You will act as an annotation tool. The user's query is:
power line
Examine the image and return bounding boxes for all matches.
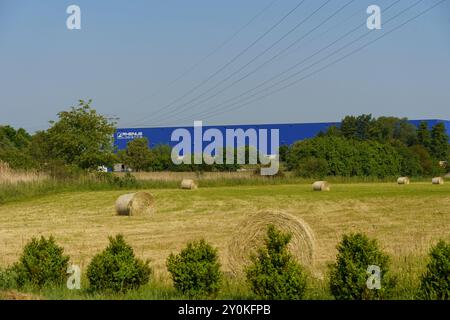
[145,0,334,126]
[154,0,401,126]
[122,0,280,119]
[125,0,307,127]
[183,0,445,124]
[151,0,366,126]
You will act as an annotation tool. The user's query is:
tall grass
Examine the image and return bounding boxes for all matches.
[0,174,178,205]
[0,267,427,300]
[0,166,441,205]
[0,162,47,185]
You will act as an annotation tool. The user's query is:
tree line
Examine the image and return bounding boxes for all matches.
[1,101,448,178]
[285,115,449,178]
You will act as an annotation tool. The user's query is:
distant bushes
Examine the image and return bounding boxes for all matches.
[294,157,328,178]
[96,171,138,188]
[287,136,403,178]
[119,139,242,173]
[246,225,308,300]
[291,114,450,178]
[166,239,222,298]
[87,234,151,293]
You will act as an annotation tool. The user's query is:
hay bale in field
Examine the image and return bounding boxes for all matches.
[115,192,154,216]
[432,177,444,185]
[312,181,330,191]
[227,211,316,276]
[397,177,410,185]
[180,179,198,190]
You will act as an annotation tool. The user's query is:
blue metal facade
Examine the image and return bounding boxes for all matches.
[114,119,450,150]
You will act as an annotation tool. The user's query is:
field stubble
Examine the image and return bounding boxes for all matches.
[0,182,449,288]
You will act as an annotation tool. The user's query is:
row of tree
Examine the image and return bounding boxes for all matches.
[117,137,246,172]
[0,102,448,178]
[285,115,448,178]
[320,114,449,160]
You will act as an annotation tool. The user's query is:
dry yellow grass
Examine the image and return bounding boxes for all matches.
[0,182,449,282]
[0,162,47,185]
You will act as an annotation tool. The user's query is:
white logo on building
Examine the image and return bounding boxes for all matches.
[117,131,144,140]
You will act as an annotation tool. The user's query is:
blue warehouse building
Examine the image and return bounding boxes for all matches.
[114,119,450,151]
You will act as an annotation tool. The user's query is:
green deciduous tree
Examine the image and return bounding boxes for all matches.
[430,122,449,160]
[287,136,402,178]
[417,121,431,150]
[0,126,35,169]
[409,145,433,175]
[119,137,152,172]
[41,100,117,169]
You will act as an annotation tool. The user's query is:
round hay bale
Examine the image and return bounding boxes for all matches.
[432,177,444,185]
[312,181,330,191]
[227,211,316,276]
[397,177,410,185]
[115,192,154,216]
[180,179,198,190]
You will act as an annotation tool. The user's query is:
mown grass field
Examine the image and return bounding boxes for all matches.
[0,180,449,299]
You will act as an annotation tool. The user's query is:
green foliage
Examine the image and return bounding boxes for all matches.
[43,159,85,180]
[87,234,151,293]
[409,144,434,175]
[328,233,393,300]
[0,268,19,290]
[430,122,449,160]
[279,145,290,162]
[390,140,423,177]
[117,142,242,173]
[148,144,173,171]
[287,136,401,178]
[119,137,153,171]
[12,236,70,288]
[338,115,418,146]
[166,239,222,298]
[97,171,138,188]
[419,241,450,300]
[417,121,431,150]
[246,225,308,300]
[0,126,31,149]
[0,126,35,169]
[340,114,376,140]
[294,157,328,178]
[322,115,449,177]
[40,99,116,169]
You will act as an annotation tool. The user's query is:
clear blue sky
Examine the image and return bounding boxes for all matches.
[1,0,449,132]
